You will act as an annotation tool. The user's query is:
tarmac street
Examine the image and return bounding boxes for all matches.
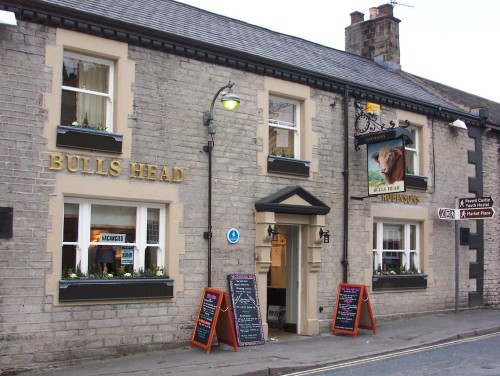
[18,307,500,376]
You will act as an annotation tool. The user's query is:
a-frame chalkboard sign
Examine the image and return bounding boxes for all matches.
[190,287,238,354]
[332,283,376,337]
[227,274,265,346]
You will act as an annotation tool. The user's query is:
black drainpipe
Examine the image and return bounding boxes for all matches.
[342,85,350,283]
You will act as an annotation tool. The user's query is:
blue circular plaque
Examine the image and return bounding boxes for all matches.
[227,228,240,244]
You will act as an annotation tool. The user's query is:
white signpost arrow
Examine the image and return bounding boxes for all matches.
[437,208,456,220]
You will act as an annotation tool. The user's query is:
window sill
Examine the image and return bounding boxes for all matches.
[372,274,428,291]
[405,174,428,190]
[267,155,310,177]
[56,125,123,154]
[59,278,174,302]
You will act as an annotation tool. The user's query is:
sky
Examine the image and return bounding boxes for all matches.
[175,0,500,103]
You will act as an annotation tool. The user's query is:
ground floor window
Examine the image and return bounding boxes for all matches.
[373,221,420,274]
[62,198,165,278]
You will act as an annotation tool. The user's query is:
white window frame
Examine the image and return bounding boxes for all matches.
[404,125,419,175]
[61,51,114,131]
[62,198,165,275]
[269,96,301,159]
[373,221,420,273]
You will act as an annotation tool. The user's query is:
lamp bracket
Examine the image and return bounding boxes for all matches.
[204,81,235,128]
[203,111,212,127]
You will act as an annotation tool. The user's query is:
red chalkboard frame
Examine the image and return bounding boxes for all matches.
[332,283,376,337]
[190,287,238,354]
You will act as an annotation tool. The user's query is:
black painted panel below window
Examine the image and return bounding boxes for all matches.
[267,156,310,177]
[56,125,123,154]
[405,174,428,190]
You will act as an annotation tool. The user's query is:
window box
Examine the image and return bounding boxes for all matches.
[59,278,174,302]
[405,174,428,190]
[56,125,123,154]
[372,274,428,291]
[267,155,310,177]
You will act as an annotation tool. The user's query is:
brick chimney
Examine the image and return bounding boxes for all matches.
[345,3,401,71]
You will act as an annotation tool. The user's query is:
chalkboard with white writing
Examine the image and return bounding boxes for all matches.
[227,274,265,346]
[333,284,361,332]
[332,283,376,337]
[191,287,238,354]
[192,288,220,347]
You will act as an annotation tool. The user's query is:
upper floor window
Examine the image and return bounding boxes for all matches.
[61,52,114,132]
[373,221,420,274]
[269,97,300,159]
[404,126,419,175]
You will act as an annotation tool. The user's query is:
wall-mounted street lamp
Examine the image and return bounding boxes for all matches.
[203,81,240,287]
[319,228,330,244]
[203,81,240,135]
[449,119,467,130]
[267,225,279,241]
[0,10,17,26]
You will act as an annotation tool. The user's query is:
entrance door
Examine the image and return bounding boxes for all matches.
[267,225,300,333]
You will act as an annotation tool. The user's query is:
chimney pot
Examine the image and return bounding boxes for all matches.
[377,4,394,17]
[345,3,401,67]
[350,11,365,25]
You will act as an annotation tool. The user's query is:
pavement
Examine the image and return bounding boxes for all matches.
[19,306,500,376]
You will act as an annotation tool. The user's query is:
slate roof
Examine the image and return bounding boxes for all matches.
[8,0,500,128]
[402,73,500,129]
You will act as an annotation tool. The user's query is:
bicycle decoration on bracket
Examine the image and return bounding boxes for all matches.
[354,100,410,150]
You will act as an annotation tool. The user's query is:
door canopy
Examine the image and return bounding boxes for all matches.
[255,186,330,215]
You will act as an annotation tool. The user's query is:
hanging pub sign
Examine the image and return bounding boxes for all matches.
[367,138,406,195]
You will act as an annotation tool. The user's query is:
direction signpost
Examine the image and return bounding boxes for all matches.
[459,207,495,220]
[459,197,493,209]
[438,197,495,221]
[437,196,496,314]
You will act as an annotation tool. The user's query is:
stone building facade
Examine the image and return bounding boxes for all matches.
[0,1,498,372]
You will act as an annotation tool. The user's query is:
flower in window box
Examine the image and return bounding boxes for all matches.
[62,264,169,281]
[68,113,107,131]
[374,264,423,276]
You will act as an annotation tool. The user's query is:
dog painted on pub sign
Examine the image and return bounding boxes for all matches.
[367,138,406,195]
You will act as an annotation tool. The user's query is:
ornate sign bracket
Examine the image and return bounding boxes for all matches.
[354,101,412,150]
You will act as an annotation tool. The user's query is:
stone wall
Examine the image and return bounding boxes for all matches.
[482,130,499,305]
[0,18,496,373]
